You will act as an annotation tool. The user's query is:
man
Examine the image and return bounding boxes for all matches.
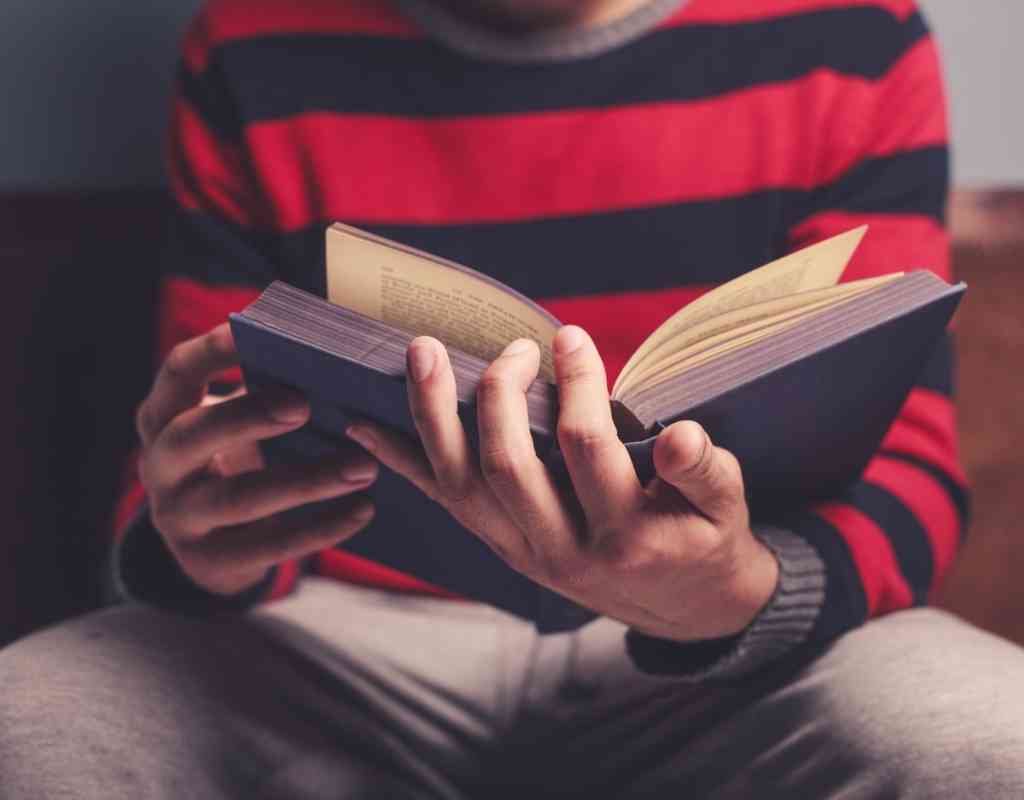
[3,0,1024,797]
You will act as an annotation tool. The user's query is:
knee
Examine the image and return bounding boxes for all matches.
[806,609,1024,796]
[0,607,159,742]
[0,606,230,768]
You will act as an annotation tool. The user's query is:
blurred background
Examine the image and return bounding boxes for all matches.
[2,1,1022,644]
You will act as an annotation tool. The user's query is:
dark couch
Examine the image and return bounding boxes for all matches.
[2,190,1022,647]
[1,191,164,641]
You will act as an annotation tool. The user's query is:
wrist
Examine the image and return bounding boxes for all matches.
[718,530,780,636]
[626,526,825,680]
[631,527,780,643]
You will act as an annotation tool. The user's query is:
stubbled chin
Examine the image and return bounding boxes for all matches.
[450,0,603,32]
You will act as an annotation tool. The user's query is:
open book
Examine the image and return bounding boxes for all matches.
[229,224,964,630]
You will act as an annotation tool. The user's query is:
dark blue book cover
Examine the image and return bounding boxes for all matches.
[229,269,963,632]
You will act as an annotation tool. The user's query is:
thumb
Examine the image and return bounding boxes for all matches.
[653,421,745,524]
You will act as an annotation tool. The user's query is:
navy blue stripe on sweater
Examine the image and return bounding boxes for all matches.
[182,7,929,141]
[165,144,946,299]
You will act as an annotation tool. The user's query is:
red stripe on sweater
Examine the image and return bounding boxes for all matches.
[268,559,302,600]
[789,211,949,283]
[869,38,948,159]
[816,501,914,614]
[182,0,419,72]
[169,100,268,228]
[880,389,965,484]
[865,456,961,592]
[245,76,943,230]
[158,278,262,383]
[315,549,463,598]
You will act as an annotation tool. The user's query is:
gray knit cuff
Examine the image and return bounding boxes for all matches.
[626,526,826,681]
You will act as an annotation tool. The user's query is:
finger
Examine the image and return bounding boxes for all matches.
[144,386,309,490]
[653,420,746,524]
[137,323,238,446]
[347,417,538,569]
[346,422,439,501]
[476,338,575,553]
[553,326,643,528]
[187,494,376,592]
[175,450,378,533]
[406,337,478,505]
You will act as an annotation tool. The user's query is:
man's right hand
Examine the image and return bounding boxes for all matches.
[134,322,378,596]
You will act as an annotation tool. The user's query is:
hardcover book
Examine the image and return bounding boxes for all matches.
[229,224,964,631]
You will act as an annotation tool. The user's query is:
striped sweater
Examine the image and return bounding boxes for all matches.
[115,0,967,675]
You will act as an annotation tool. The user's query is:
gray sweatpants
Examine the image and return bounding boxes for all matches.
[2,577,1024,799]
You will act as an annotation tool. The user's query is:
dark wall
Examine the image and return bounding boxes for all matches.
[2,1,201,190]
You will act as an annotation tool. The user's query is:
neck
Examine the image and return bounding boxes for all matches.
[427,0,649,34]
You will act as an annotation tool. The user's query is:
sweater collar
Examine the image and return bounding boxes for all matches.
[395,0,688,63]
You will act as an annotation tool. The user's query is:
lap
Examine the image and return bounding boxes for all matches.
[0,584,498,800]
[531,608,1024,799]
[3,582,1023,800]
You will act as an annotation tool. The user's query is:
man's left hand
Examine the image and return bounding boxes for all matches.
[345,326,778,642]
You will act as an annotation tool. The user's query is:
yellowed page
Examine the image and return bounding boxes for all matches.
[613,273,897,398]
[623,296,851,396]
[326,224,560,379]
[613,226,868,396]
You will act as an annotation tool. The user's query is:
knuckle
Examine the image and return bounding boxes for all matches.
[476,371,509,404]
[666,425,712,480]
[158,415,192,456]
[558,359,594,388]
[174,507,207,538]
[435,471,476,508]
[716,447,744,490]
[538,550,594,589]
[203,327,228,359]
[159,494,209,538]
[408,400,438,433]
[556,419,615,461]
[479,445,525,483]
[207,479,249,524]
[597,534,662,576]
[138,450,175,496]
[293,478,331,506]
[162,343,190,382]
[321,501,375,539]
[148,497,178,535]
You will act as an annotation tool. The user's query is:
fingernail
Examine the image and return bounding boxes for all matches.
[270,395,309,423]
[339,462,377,484]
[553,325,586,356]
[346,425,377,453]
[502,338,534,357]
[407,339,436,384]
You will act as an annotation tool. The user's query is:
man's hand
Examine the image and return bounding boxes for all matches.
[346,327,778,642]
[135,323,378,596]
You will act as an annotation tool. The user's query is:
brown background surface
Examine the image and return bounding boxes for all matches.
[937,190,1024,643]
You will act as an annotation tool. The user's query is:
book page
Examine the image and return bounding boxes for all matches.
[326,224,561,380]
[621,287,879,397]
[612,226,868,396]
[614,273,897,398]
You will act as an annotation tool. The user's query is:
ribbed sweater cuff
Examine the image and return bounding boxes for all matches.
[625,526,826,681]
[111,503,276,616]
